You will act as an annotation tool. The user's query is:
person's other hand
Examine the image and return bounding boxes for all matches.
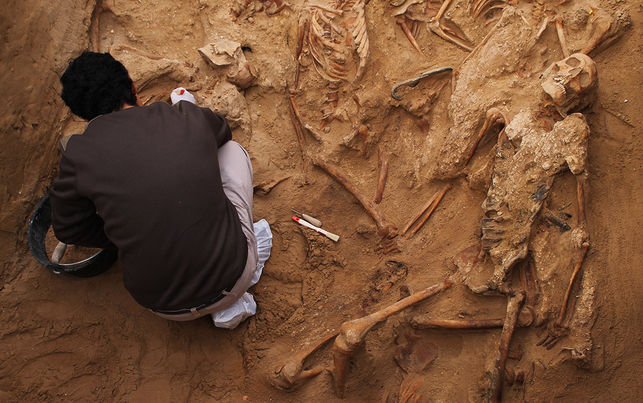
[170,87,197,105]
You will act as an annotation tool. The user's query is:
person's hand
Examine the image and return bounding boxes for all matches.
[170,87,196,105]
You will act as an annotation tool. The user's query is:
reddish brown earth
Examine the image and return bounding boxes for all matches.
[1,0,641,401]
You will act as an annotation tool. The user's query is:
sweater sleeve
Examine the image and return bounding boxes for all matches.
[49,150,113,248]
[174,100,232,148]
[202,108,232,148]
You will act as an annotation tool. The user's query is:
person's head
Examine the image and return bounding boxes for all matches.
[60,51,137,120]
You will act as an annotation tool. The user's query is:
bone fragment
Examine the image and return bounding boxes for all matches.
[270,330,339,391]
[466,108,506,165]
[406,184,451,238]
[287,94,307,161]
[555,17,571,58]
[312,157,398,238]
[396,17,425,56]
[374,147,389,204]
[288,94,322,143]
[254,176,291,195]
[332,280,452,397]
[486,290,525,402]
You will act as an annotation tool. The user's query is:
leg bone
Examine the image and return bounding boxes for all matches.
[270,330,339,391]
[465,108,506,165]
[332,280,452,397]
[374,147,389,205]
[406,184,451,238]
[485,290,526,402]
[312,157,398,238]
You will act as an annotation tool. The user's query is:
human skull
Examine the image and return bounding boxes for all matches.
[541,53,597,114]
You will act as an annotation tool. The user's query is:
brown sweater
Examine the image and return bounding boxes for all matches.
[50,101,248,311]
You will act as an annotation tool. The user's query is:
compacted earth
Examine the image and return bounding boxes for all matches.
[1,0,641,401]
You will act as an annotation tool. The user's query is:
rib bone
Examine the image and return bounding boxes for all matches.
[332,280,452,397]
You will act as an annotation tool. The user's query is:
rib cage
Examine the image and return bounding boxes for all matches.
[305,0,369,84]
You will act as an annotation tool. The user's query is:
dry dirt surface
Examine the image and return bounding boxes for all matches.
[1,0,642,401]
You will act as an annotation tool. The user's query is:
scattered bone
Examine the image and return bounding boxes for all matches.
[376,238,400,255]
[270,330,338,391]
[253,176,291,195]
[198,39,256,89]
[374,147,389,204]
[427,0,473,51]
[342,125,370,156]
[465,108,506,165]
[312,157,398,238]
[555,17,571,58]
[398,375,423,403]
[395,16,425,56]
[411,313,532,330]
[483,290,525,402]
[332,280,452,397]
[288,94,322,143]
[89,0,109,52]
[404,184,451,238]
[109,46,195,93]
[581,9,632,56]
[287,93,308,165]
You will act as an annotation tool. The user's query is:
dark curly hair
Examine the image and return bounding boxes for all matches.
[60,52,137,120]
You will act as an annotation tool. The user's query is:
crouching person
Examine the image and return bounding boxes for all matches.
[50,51,271,328]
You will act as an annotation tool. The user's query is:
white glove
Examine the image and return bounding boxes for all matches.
[170,87,196,105]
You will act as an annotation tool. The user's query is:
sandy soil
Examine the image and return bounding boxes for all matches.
[1,0,641,401]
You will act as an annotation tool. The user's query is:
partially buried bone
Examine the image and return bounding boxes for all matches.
[411,310,533,329]
[312,157,398,238]
[270,330,338,391]
[374,147,389,204]
[199,38,256,89]
[253,176,290,195]
[332,280,452,397]
[540,53,597,117]
[482,290,525,402]
[402,184,451,238]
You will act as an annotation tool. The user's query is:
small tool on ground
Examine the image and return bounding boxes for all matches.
[291,208,322,227]
[292,216,339,242]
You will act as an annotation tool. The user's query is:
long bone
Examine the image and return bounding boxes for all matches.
[411,311,532,330]
[312,157,398,238]
[538,176,590,349]
[374,147,389,204]
[484,290,525,402]
[270,330,339,391]
[332,280,452,397]
[396,16,425,56]
[405,184,451,238]
[465,108,506,165]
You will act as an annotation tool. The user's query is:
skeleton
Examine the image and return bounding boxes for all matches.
[293,0,369,125]
[399,6,627,399]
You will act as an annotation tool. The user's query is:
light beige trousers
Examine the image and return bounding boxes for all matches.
[153,141,258,321]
